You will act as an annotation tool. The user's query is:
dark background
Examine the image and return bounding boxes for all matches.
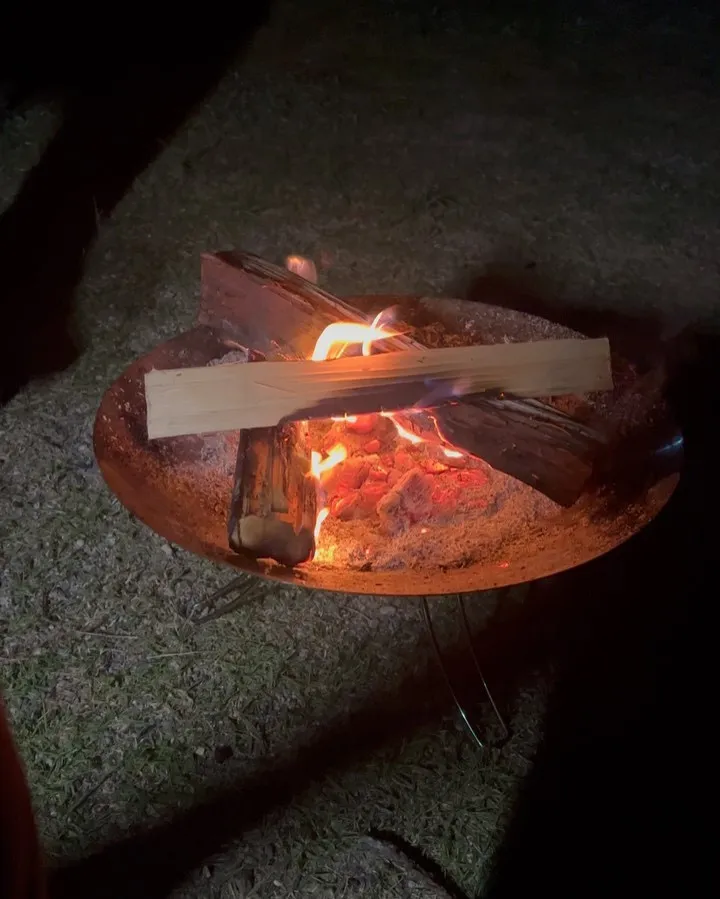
[1,2,717,896]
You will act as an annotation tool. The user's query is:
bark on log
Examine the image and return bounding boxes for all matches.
[392,400,605,506]
[228,421,316,568]
[198,251,611,506]
[213,335,316,567]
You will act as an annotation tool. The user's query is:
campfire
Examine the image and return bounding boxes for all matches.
[94,250,681,594]
[143,253,619,574]
[308,315,486,566]
[304,316,527,570]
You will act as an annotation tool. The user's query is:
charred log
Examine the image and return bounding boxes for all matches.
[392,400,605,507]
[228,423,317,568]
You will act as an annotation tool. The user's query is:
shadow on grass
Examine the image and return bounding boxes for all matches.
[48,275,714,897]
[459,261,676,370]
[469,266,714,897]
[0,10,271,404]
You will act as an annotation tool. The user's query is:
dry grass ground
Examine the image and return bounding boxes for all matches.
[1,2,718,896]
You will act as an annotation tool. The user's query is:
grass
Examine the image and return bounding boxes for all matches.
[1,2,719,896]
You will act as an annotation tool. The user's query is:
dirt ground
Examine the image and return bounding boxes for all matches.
[1,2,718,897]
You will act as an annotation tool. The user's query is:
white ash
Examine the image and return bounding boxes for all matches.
[205,349,249,366]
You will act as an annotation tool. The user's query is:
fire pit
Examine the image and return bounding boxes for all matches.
[94,253,682,597]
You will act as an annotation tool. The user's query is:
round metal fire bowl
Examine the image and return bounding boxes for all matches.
[94,295,682,596]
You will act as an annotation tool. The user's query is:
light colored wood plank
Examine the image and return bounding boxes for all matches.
[145,337,612,439]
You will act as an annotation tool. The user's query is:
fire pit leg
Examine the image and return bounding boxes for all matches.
[422,594,510,749]
[192,575,266,625]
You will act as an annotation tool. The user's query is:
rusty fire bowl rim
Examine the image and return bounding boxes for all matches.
[93,295,682,597]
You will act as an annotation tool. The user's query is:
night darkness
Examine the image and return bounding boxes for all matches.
[1,2,718,897]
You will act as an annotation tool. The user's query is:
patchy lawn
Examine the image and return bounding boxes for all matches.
[1,2,718,896]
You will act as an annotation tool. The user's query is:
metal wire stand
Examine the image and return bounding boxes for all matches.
[422,593,510,749]
[193,576,509,748]
[191,575,265,624]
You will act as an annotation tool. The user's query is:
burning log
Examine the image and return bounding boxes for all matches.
[193,252,614,506]
[390,400,604,507]
[213,345,317,568]
[145,338,611,435]
[228,422,316,567]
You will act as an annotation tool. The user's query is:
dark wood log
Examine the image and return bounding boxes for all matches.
[228,421,317,568]
[213,337,316,567]
[392,400,605,507]
[198,251,611,506]
[200,277,319,567]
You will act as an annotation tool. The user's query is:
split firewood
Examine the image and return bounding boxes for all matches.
[205,344,316,566]
[144,337,612,436]
[227,422,316,568]
[194,252,615,505]
[227,257,320,566]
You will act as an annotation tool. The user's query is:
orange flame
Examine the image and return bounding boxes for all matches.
[314,508,330,545]
[310,443,348,555]
[362,309,395,356]
[381,411,424,446]
[310,443,347,479]
[305,305,467,561]
[309,311,395,558]
[311,321,396,362]
[383,410,466,459]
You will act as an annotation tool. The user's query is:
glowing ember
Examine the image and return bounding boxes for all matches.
[306,307,470,562]
[381,411,424,445]
[331,414,358,424]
